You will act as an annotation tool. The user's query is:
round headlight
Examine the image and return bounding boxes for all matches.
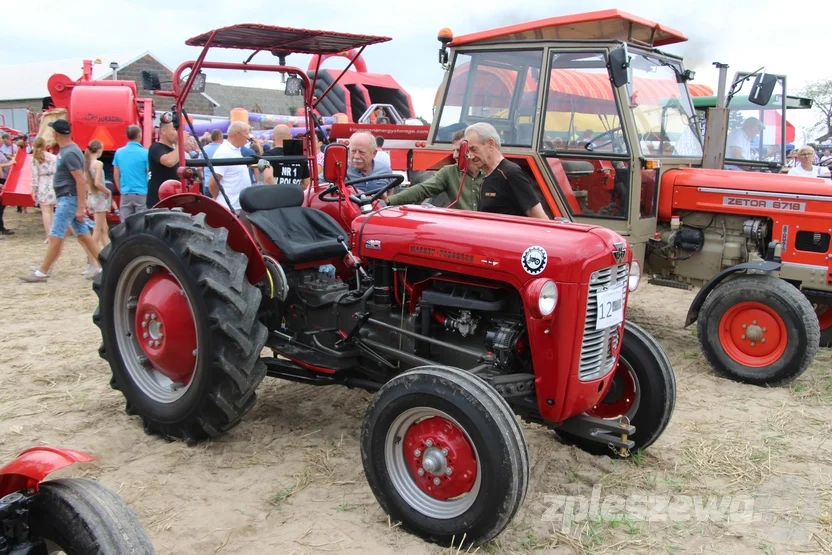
[628,260,641,292]
[539,280,558,316]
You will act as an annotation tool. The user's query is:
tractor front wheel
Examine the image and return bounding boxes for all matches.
[698,275,818,385]
[93,210,268,443]
[360,366,529,549]
[556,321,676,457]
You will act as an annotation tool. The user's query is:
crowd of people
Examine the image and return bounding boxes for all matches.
[8,117,562,284]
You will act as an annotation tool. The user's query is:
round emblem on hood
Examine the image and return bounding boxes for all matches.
[521,246,547,275]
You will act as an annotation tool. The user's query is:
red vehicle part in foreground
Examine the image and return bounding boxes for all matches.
[0,446,95,496]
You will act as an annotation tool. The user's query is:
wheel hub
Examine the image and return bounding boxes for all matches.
[588,360,638,420]
[719,303,786,367]
[403,416,477,501]
[134,272,197,384]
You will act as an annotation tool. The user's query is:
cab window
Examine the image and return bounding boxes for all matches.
[434,49,544,147]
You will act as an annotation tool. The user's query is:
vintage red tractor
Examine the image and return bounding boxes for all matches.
[0,446,155,554]
[92,24,675,548]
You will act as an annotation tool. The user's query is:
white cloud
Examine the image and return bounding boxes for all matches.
[3,0,825,142]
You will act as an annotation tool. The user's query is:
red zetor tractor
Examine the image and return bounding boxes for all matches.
[417,10,823,386]
[0,446,155,554]
[92,24,675,548]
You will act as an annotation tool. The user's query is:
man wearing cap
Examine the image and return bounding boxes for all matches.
[725,117,765,168]
[21,119,101,283]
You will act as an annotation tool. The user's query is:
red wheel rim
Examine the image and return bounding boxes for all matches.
[817,305,832,332]
[134,271,197,384]
[718,302,787,367]
[402,416,478,501]
[587,361,638,419]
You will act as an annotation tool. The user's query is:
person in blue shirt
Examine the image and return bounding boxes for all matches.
[202,129,224,195]
[112,125,149,221]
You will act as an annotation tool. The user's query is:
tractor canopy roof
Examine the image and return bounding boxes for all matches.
[185,24,392,55]
[448,9,687,48]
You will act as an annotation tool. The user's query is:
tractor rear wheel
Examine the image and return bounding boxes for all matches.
[556,321,676,457]
[698,275,818,385]
[812,302,832,348]
[93,209,268,443]
[360,365,529,549]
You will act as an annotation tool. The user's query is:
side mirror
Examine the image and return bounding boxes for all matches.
[457,140,469,172]
[323,143,348,183]
[748,73,777,106]
[608,47,630,88]
[141,70,162,91]
[285,76,304,96]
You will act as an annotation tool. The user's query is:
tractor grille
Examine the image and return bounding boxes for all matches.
[579,263,628,381]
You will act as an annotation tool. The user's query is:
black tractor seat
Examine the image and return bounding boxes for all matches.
[240,185,347,265]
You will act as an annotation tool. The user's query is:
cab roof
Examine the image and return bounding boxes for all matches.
[449,9,687,48]
[185,24,391,55]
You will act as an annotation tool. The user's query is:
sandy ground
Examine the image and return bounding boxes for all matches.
[0,208,830,555]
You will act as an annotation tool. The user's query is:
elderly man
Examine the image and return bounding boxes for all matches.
[346,131,393,193]
[209,121,275,214]
[464,122,549,219]
[386,129,484,210]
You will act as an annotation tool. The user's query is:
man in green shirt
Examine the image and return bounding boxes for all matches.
[387,130,484,210]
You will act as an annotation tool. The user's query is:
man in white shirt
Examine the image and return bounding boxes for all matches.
[725,117,764,170]
[209,121,256,214]
[788,146,831,178]
[374,136,391,167]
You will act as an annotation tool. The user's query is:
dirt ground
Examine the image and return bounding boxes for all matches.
[0,209,830,555]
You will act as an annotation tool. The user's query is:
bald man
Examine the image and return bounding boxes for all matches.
[262,124,311,189]
[346,131,393,193]
[209,121,258,213]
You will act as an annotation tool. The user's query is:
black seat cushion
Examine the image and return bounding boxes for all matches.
[239,184,304,213]
[247,206,346,265]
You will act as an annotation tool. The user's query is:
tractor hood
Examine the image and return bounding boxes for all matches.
[353,205,630,286]
[662,168,832,197]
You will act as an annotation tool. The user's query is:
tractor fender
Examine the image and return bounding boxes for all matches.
[684,260,782,327]
[155,193,268,285]
[0,447,95,497]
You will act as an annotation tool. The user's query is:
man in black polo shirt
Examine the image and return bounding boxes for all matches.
[464,122,549,220]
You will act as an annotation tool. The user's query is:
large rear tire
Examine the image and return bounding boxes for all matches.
[697,275,818,385]
[93,210,268,443]
[556,321,676,457]
[360,366,529,549]
[29,478,156,555]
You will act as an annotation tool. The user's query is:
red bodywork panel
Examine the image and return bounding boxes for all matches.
[155,194,267,284]
[184,23,391,53]
[660,167,832,268]
[449,9,687,48]
[351,205,629,422]
[0,151,35,208]
[0,447,95,496]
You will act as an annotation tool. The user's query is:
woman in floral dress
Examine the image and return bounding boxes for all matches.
[30,137,57,242]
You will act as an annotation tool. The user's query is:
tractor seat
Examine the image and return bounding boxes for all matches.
[240,185,347,265]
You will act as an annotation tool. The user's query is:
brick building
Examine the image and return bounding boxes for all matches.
[0,52,303,134]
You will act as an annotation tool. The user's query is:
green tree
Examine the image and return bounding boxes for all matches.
[798,78,832,142]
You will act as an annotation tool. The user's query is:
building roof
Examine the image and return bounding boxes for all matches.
[203,82,303,118]
[0,52,155,101]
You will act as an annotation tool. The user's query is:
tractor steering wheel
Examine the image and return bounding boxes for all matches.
[344,174,404,206]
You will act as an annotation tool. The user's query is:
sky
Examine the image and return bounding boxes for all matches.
[3,0,827,144]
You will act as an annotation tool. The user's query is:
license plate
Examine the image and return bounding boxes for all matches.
[595,284,625,330]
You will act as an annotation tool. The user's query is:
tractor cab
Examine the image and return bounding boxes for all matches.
[424,9,762,260]
[693,71,813,172]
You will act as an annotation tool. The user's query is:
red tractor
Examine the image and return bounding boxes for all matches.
[93,24,675,548]
[411,10,825,386]
[0,446,155,553]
